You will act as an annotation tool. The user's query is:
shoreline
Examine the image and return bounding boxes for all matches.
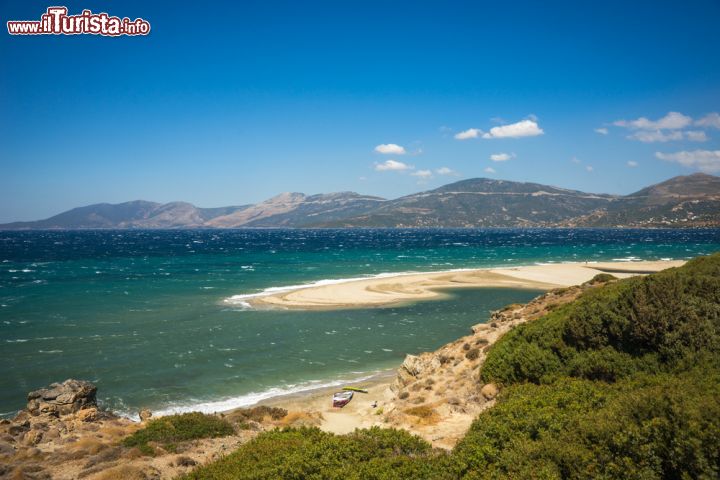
[227,260,686,310]
[117,260,685,424]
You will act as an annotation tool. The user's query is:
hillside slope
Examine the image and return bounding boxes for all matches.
[316,178,616,227]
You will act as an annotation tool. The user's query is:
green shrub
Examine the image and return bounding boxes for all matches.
[122,412,234,455]
[465,348,479,361]
[179,426,451,480]
[453,367,720,479]
[585,272,617,284]
[481,254,720,386]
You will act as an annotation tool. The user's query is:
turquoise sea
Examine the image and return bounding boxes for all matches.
[1,228,719,418]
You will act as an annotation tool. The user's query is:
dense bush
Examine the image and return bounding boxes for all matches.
[454,367,720,479]
[584,272,617,284]
[180,426,451,480]
[481,254,720,385]
[122,412,234,455]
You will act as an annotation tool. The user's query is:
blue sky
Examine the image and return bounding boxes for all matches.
[1,0,719,222]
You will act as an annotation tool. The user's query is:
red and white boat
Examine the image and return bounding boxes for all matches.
[332,391,353,408]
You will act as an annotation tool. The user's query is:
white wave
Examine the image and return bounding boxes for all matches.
[149,371,385,419]
[611,256,642,262]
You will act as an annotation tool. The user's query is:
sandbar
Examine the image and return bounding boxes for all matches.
[235,260,686,310]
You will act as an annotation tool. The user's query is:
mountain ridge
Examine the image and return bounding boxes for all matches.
[2,173,718,230]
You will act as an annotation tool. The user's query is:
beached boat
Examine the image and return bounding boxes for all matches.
[332,391,353,408]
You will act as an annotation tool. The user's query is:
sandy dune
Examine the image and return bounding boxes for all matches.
[241,260,686,310]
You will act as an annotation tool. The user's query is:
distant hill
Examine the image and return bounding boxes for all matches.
[560,173,720,227]
[1,174,718,229]
[0,200,250,229]
[317,178,616,227]
[205,192,385,228]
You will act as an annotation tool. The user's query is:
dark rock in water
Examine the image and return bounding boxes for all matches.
[27,379,97,417]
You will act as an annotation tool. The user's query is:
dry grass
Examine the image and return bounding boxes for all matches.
[97,423,136,442]
[278,411,321,427]
[91,465,148,480]
[403,405,441,425]
[66,437,107,458]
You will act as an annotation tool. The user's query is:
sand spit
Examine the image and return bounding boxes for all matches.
[245,260,686,310]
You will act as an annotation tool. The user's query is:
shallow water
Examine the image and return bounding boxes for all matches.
[1,228,718,417]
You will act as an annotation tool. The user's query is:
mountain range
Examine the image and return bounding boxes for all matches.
[2,173,718,230]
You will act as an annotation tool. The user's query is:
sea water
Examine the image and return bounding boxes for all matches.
[1,228,718,417]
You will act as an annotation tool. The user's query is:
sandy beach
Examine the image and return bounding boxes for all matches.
[238,260,686,310]
[257,370,397,435]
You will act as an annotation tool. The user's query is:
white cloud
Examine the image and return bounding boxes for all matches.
[627,130,683,143]
[454,128,483,140]
[627,161,639,167]
[594,127,609,135]
[626,129,708,143]
[484,167,496,174]
[435,167,456,175]
[695,112,720,129]
[614,111,692,130]
[586,165,594,172]
[374,143,406,155]
[571,157,581,164]
[489,152,515,162]
[374,159,413,172]
[481,119,544,139]
[411,169,433,179]
[685,130,709,142]
[655,150,720,173]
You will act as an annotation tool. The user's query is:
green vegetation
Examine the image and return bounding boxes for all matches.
[481,254,720,385]
[584,272,617,284]
[122,412,234,455]
[180,426,451,480]
[453,369,720,479]
[181,254,720,479]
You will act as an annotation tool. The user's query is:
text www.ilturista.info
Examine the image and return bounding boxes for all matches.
[7,7,150,36]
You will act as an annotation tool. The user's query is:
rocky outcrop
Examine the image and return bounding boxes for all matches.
[0,380,265,479]
[27,379,97,417]
[393,354,442,392]
[139,408,153,422]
